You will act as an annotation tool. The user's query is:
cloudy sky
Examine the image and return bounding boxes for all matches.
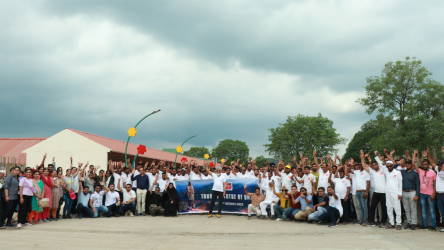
[1,0,443,159]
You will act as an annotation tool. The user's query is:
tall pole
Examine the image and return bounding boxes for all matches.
[124,109,161,169]
[174,135,199,169]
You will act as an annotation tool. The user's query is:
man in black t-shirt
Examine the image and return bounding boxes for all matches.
[308,187,329,223]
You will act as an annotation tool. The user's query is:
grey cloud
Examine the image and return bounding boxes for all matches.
[39,0,444,91]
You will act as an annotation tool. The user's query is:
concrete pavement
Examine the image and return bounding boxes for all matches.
[1,214,443,250]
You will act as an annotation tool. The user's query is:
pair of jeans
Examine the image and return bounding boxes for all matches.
[0,199,18,226]
[106,204,120,217]
[63,193,74,216]
[356,192,368,222]
[273,205,284,218]
[18,195,33,224]
[308,206,327,221]
[436,194,444,226]
[370,192,387,223]
[420,193,436,227]
[77,203,94,218]
[209,191,223,215]
[120,202,136,214]
[93,205,108,218]
[319,206,340,223]
[340,199,350,222]
[283,207,301,220]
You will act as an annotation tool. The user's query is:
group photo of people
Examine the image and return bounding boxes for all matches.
[1,146,443,232]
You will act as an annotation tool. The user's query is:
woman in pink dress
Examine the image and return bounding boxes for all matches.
[40,168,53,222]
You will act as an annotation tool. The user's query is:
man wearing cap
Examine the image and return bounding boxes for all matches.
[274,164,294,195]
[283,186,301,221]
[177,165,190,181]
[259,173,279,220]
[244,184,265,220]
[272,185,291,221]
[377,150,403,230]
[201,169,213,180]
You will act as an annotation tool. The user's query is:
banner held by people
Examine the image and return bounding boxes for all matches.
[176,179,259,214]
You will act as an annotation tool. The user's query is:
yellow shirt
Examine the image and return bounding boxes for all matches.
[277,193,290,209]
[311,171,319,190]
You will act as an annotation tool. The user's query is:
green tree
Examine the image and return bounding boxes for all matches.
[254,155,268,168]
[357,56,444,153]
[211,139,249,163]
[183,147,209,158]
[264,113,346,162]
[342,118,386,161]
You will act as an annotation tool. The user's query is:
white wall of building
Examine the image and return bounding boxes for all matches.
[23,129,111,172]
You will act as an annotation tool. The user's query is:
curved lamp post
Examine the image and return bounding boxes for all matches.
[174,134,199,169]
[125,110,161,169]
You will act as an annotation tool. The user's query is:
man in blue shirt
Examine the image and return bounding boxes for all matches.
[76,182,94,219]
[293,187,314,221]
[131,165,149,216]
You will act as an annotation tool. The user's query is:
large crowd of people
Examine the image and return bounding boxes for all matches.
[1,147,443,233]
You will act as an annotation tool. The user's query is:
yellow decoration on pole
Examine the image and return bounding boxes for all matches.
[204,154,209,159]
[240,164,242,167]
[176,146,183,153]
[221,159,225,163]
[127,127,137,137]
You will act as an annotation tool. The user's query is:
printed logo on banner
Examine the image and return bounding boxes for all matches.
[225,182,232,191]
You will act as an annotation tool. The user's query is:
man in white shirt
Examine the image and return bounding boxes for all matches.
[224,167,237,179]
[168,168,180,187]
[104,184,121,218]
[349,160,370,226]
[201,169,213,180]
[434,158,444,232]
[319,186,343,228]
[177,168,190,181]
[237,167,250,179]
[117,183,136,216]
[375,151,403,230]
[206,165,227,218]
[361,150,388,228]
[156,172,169,192]
[274,165,293,193]
[313,151,331,193]
[258,174,279,220]
[188,162,201,180]
[295,166,316,195]
[90,184,109,218]
[329,167,351,225]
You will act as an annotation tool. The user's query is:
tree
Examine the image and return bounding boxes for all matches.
[264,113,346,162]
[211,139,249,163]
[342,118,386,161]
[254,155,268,168]
[357,56,444,153]
[183,147,209,158]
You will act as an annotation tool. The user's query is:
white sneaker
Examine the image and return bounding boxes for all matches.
[130,213,134,217]
[276,218,282,221]
[16,223,22,228]
[440,228,444,232]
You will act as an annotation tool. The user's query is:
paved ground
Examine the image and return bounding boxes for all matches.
[1,214,443,250]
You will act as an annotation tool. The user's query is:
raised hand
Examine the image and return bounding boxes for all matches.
[244,184,247,188]
[360,149,364,158]
[390,150,396,155]
[384,149,388,155]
